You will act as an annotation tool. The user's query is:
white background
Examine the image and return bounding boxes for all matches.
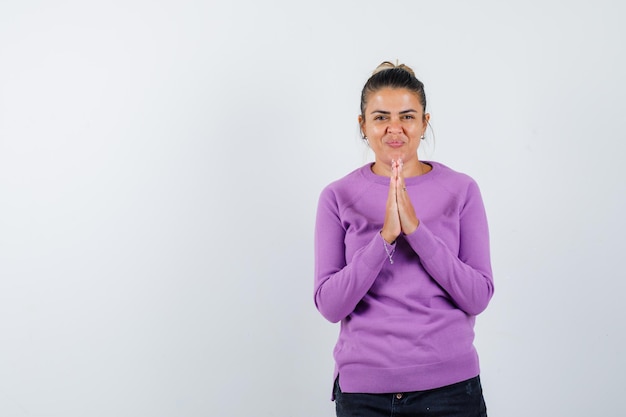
[1,1,625,416]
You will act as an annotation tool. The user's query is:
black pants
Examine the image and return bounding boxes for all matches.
[334,376,487,417]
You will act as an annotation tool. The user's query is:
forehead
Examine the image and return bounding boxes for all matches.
[366,88,423,112]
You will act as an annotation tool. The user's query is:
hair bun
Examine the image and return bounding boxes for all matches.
[372,60,416,77]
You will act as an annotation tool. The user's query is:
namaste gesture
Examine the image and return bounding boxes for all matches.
[380,158,420,244]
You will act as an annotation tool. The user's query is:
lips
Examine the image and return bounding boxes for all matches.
[386,140,405,148]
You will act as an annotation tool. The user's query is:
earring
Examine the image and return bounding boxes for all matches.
[420,135,425,139]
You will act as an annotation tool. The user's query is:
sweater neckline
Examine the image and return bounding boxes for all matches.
[361,161,439,186]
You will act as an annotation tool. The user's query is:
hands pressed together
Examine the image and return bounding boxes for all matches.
[380,159,420,244]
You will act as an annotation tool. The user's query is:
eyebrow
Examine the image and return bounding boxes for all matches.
[370,109,419,115]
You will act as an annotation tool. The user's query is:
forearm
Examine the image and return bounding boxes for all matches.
[314,233,388,323]
[405,223,493,315]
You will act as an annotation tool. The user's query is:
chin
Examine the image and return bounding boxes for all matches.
[387,152,407,162]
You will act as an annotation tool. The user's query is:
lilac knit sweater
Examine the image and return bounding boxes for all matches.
[314,161,494,395]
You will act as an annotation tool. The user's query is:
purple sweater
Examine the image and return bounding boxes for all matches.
[314,161,494,395]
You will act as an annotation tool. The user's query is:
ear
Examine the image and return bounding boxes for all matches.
[423,112,430,131]
[358,114,366,136]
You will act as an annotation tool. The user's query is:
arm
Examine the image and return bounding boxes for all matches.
[404,180,494,315]
[313,187,390,323]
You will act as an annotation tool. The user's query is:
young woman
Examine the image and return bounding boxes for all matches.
[314,61,494,417]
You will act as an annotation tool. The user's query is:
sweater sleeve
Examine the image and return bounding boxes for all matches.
[404,180,494,315]
[313,187,389,323]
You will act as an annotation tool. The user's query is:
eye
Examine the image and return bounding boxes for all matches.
[402,114,416,120]
[373,115,388,121]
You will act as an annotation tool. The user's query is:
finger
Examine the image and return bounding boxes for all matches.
[387,160,398,209]
[381,160,402,242]
[397,188,419,235]
[396,159,407,195]
[391,160,399,190]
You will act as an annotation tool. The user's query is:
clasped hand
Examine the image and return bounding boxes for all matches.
[380,159,419,244]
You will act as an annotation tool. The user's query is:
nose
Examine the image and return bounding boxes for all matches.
[387,121,403,135]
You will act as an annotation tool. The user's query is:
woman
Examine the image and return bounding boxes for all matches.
[314,61,494,417]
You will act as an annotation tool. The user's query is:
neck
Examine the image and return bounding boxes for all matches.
[372,159,425,177]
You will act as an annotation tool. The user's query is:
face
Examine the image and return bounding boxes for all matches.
[359,87,430,169]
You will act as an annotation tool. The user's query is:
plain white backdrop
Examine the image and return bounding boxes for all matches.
[1,1,625,416]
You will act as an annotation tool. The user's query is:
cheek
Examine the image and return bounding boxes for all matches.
[371,124,387,134]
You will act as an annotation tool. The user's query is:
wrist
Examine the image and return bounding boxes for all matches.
[402,220,419,236]
[379,231,397,264]
[380,230,396,245]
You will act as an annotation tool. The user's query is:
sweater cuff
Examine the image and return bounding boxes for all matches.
[404,222,438,260]
[362,231,394,269]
